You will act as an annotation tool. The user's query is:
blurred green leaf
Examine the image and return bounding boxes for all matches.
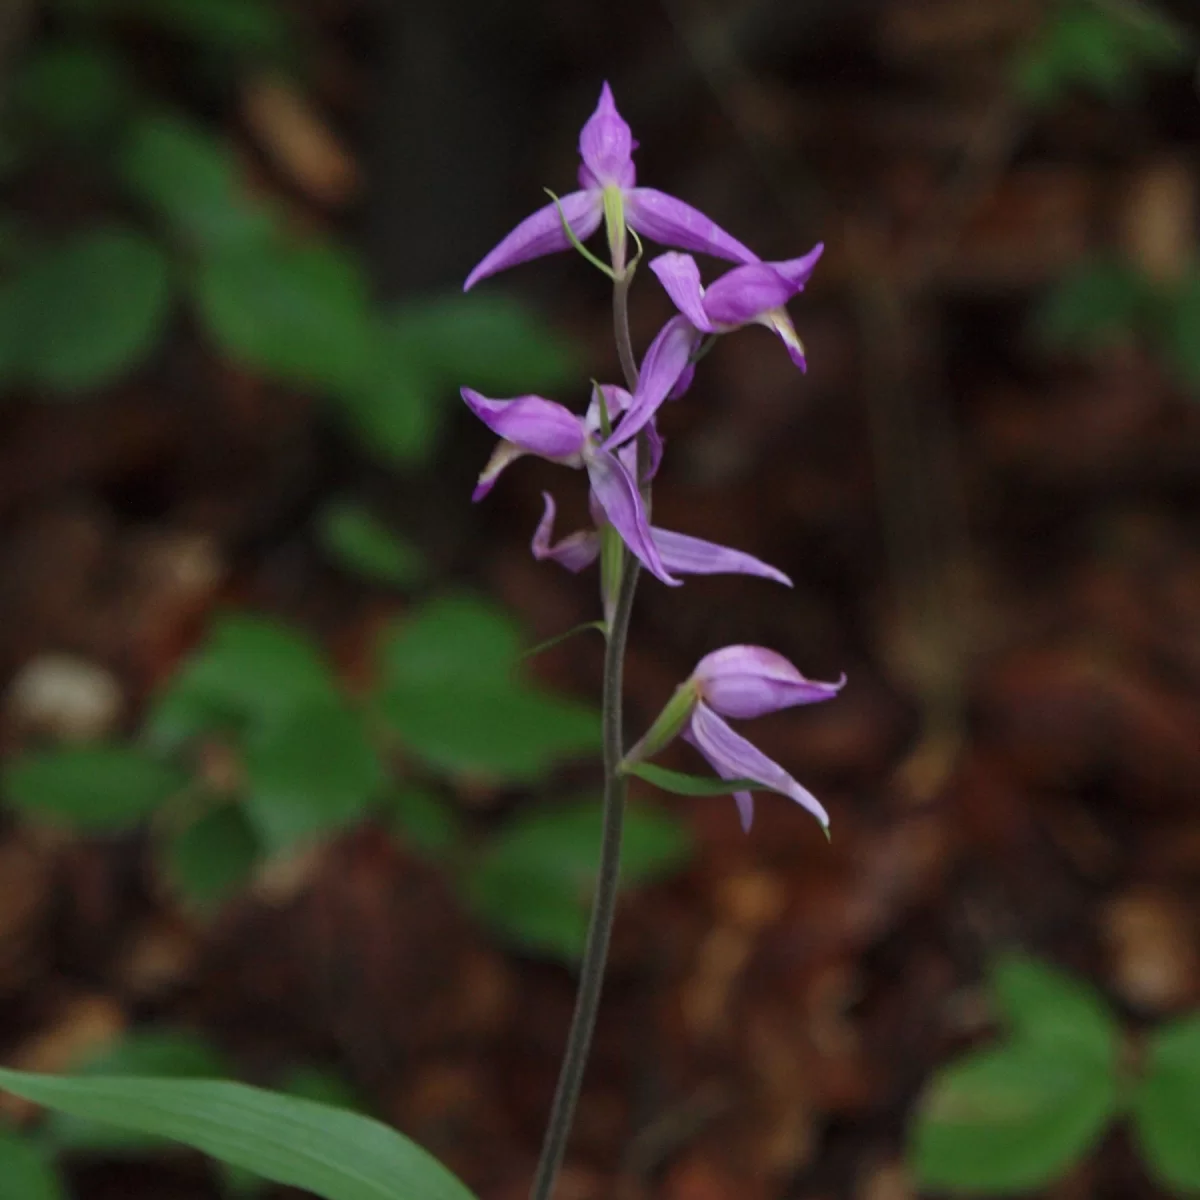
[318,500,425,587]
[12,226,172,393]
[144,614,339,749]
[0,1068,478,1200]
[3,745,183,830]
[1034,256,1151,352]
[628,763,760,797]
[465,799,691,960]
[990,955,1121,1060]
[389,292,579,394]
[1133,1013,1200,1190]
[911,1044,1119,1193]
[12,42,133,141]
[123,0,292,59]
[245,698,383,851]
[332,322,438,465]
[47,1029,232,1157]
[121,112,274,252]
[0,1130,66,1200]
[1159,270,1200,391]
[165,801,261,911]
[385,786,463,859]
[193,240,373,392]
[376,596,597,782]
[1015,1,1189,107]
[910,956,1120,1194]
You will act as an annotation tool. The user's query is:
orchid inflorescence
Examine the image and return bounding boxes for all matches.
[461,82,842,834]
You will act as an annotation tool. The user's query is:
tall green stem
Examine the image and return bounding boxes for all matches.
[528,269,642,1200]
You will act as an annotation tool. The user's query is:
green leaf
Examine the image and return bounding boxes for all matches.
[1160,271,1200,392]
[124,0,292,59]
[520,621,607,661]
[989,954,1121,1062]
[385,786,463,859]
[627,763,760,797]
[1034,256,1151,353]
[0,1129,66,1200]
[389,292,578,395]
[12,42,133,141]
[465,799,691,960]
[318,500,425,587]
[121,112,274,252]
[245,698,383,851]
[14,226,172,393]
[3,745,183,830]
[1133,1013,1200,1190]
[164,802,261,911]
[193,240,373,392]
[143,614,339,748]
[911,957,1120,1194]
[379,595,523,687]
[0,1069,477,1200]
[911,1043,1119,1194]
[47,1029,232,1156]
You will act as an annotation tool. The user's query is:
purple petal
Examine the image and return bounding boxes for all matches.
[648,253,713,332]
[531,492,601,572]
[626,188,758,263]
[686,702,830,829]
[604,315,700,450]
[585,446,680,586]
[702,262,794,326]
[473,441,526,502]
[669,361,695,400]
[651,530,792,586]
[759,309,808,371]
[694,645,845,719]
[769,243,824,291]
[461,388,587,460]
[577,82,637,190]
[464,190,603,291]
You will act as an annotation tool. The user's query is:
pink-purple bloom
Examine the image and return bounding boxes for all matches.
[681,647,844,832]
[532,492,792,587]
[649,246,824,370]
[464,83,757,291]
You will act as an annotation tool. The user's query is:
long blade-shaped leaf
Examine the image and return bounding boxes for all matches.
[0,1069,476,1200]
[627,762,759,796]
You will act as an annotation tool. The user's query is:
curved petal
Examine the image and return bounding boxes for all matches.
[464,190,603,291]
[473,441,526,502]
[769,243,824,291]
[759,309,807,371]
[586,384,632,436]
[651,530,792,587]
[694,645,844,718]
[687,702,830,830]
[604,315,700,450]
[626,188,757,263]
[531,493,601,572]
[585,447,680,586]
[578,82,637,190]
[669,361,696,400]
[702,262,794,326]
[461,388,587,460]
[649,253,713,332]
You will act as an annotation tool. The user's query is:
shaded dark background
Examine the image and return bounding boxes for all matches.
[3,0,1200,1197]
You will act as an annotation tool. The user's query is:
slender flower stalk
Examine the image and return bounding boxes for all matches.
[457,80,835,1200]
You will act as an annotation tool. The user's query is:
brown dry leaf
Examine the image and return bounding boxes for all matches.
[242,73,360,207]
[1120,158,1197,285]
[1102,888,1199,1014]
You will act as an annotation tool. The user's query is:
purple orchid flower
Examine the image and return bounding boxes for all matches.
[462,319,696,587]
[649,245,824,370]
[464,83,758,291]
[629,646,843,832]
[531,491,792,587]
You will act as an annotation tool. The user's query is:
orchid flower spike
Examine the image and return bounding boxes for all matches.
[649,245,824,370]
[464,83,758,290]
[627,645,844,832]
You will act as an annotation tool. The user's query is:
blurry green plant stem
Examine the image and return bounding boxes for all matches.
[528,265,641,1200]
